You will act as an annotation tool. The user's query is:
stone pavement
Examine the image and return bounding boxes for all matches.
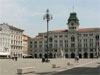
[0,58,100,75]
[51,61,100,75]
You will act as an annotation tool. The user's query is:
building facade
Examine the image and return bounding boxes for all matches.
[28,12,100,59]
[23,35,31,57]
[10,25,24,58]
[0,23,24,58]
[0,23,11,57]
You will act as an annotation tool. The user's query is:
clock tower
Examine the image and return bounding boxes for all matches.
[67,12,79,31]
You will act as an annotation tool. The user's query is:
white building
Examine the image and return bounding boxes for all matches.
[9,25,24,58]
[28,12,100,59]
[0,23,11,57]
[0,23,24,58]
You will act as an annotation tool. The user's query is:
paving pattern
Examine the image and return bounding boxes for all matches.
[0,58,100,75]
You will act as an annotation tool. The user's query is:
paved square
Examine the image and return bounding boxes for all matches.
[0,58,100,75]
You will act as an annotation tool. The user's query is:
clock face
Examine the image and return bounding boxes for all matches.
[70,21,75,26]
[71,23,74,26]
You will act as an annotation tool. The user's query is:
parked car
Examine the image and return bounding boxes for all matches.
[23,55,33,58]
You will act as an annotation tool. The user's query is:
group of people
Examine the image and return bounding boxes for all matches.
[8,55,18,61]
[12,56,18,61]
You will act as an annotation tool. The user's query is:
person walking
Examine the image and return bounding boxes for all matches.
[76,55,79,62]
[15,56,17,61]
[75,55,79,62]
[12,55,14,60]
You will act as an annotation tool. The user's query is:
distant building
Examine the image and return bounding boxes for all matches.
[9,24,24,58]
[23,35,31,57]
[0,23,24,58]
[28,12,100,59]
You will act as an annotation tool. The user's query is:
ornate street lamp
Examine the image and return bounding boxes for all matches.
[43,9,52,61]
[77,31,79,57]
[96,42,99,58]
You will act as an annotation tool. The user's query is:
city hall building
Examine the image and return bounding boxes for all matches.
[28,12,100,59]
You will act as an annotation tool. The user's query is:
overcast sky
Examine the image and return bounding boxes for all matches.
[0,0,100,37]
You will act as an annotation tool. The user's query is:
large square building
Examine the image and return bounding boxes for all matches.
[28,12,100,58]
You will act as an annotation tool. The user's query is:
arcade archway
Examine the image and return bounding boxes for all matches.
[90,53,94,58]
[79,54,82,58]
[39,54,42,58]
[84,53,88,58]
[71,53,75,58]
[65,54,68,58]
[34,54,37,58]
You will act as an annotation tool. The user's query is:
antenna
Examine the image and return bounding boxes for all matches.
[72,0,75,12]
[73,4,74,12]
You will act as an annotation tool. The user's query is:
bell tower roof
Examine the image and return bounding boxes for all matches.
[68,12,79,25]
[67,12,80,31]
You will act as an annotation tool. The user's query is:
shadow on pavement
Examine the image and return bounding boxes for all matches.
[41,65,100,75]
[36,71,56,75]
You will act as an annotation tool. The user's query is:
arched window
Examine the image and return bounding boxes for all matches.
[49,37,53,42]
[71,36,75,42]
[95,35,99,41]
[71,53,75,58]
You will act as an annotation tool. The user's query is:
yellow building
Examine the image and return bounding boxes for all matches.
[23,35,31,56]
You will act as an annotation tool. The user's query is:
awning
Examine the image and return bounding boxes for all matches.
[0,52,10,56]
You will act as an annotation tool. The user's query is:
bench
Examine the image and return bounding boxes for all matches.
[17,67,35,74]
[52,64,60,68]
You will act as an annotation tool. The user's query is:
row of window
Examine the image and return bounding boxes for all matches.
[30,35,99,44]
[11,40,22,45]
[30,43,99,48]
[30,38,98,45]
[11,46,22,50]
[69,27,76,29]
[44,34,99,38]
[11,35,23,40]
[30,48,98,53]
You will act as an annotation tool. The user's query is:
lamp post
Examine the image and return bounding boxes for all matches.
[43,9,52,61]
[77,31,79,57]
[96,42,99,58]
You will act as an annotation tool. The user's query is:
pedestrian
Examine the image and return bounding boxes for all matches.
[12,55,14,60]
[8,55,11,59]
[75,55,79,62]
[76,55,79,62]
[15,56,17,61]
[42,57,45,63]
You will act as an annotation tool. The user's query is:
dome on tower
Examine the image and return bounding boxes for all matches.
[68,12,79,25]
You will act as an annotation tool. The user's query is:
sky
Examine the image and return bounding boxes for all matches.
[0,0,100,37]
